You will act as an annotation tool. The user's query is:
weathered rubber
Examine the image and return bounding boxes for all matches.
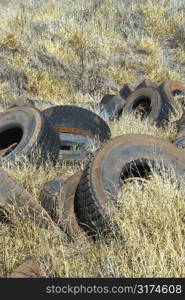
[100,96,125,121]
[43,105,111,142]
[158,80,185,105]
[40,179,64,221]
[100,94,116,105]
[0,107,60,166]
[122,87,173,126]
[0,169,53,227]
[119,84,134,99]
[75,134,185,236]
[40,173,86,240]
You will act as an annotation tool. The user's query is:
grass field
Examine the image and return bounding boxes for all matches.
[0,0,185,277]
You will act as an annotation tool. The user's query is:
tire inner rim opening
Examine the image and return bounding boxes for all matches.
[0,127,23,157]
[132,96,152,119]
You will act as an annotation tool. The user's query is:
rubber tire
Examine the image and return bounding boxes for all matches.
[158,80,185,104]
[100,94,116,105]
[122,87,173,126]
[101,96,124,121]
[0,107,60,166]
[75,134,185,237]
[0,169,52,227]
[40,178,64,221]
[40,173,86,241]
[43,105,111,142]
[119,84,134,99]
[9,259,46,278]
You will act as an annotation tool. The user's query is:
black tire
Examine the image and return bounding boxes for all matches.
[40,173,86,240]
[40,178,64,221]
[75,134,185,237]
[101,96,124,121]
[122,87,173,126]
[0,107,60,166]
[100,94,116,105]
[43,105,111,143]
[0,169,52,227]
[119,84,134,99]
[158,80,185,105]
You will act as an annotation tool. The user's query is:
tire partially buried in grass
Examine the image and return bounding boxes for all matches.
[0,169,53,227]
[0,107,60,166]
[75,134,185,237]
[40,173,86,241]
[158,80,185,104]
[100,95,125,121]
[122,87,174,126]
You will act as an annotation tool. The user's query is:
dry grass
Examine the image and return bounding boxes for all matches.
[0,0,185,278]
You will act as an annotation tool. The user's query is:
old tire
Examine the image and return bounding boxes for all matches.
[0,107,60,166]
[158,80,185,104]
[40,173,86,240]
[100,96,124,121]
[75,134,185,237]
[119,84,134,99]
[0,169,52,227]
[40,178,64,221]
[43,105,111,142]
[100,94,116,105]
[122,87,173,126]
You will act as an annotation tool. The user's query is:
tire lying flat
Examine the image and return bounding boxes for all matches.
[43,105,111,163]
[75,134,185,237]
[122,87,173,126]
[43,105,111,142]
[0,107,60,166]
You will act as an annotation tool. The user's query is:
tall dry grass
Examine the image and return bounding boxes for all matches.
[0,0,185,277]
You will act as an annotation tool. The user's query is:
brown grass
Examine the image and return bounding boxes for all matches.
[0,0,185,278]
